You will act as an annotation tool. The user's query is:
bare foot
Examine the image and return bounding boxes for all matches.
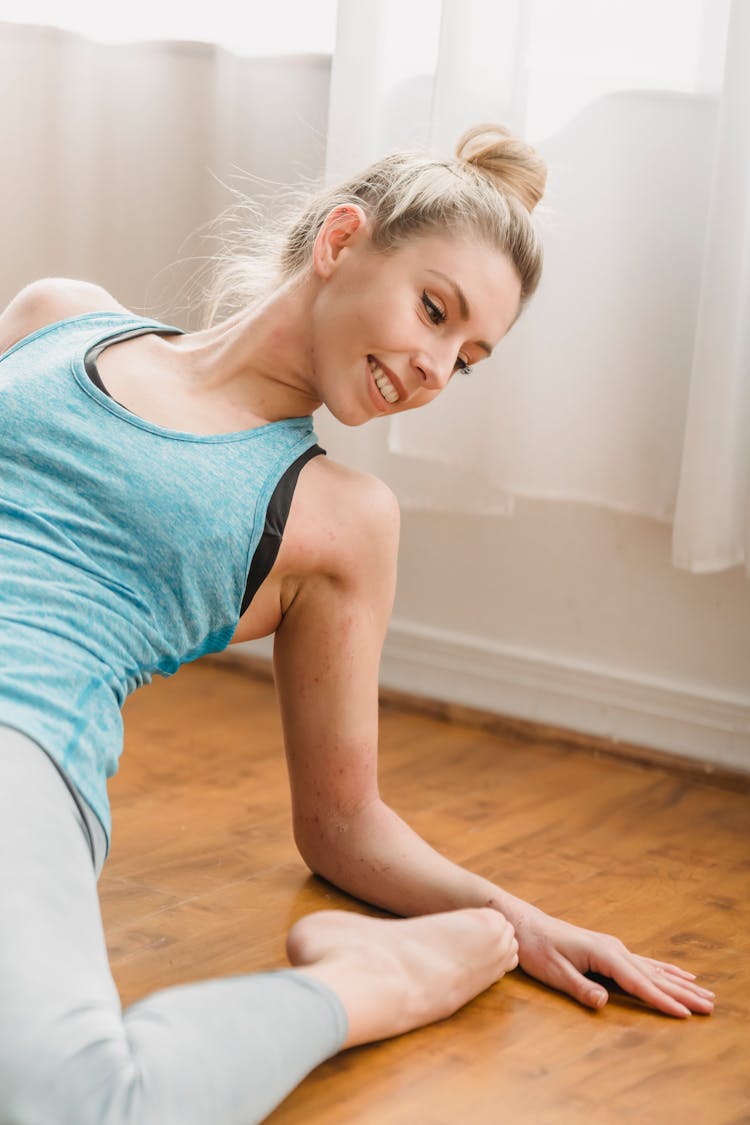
[286,907,518,1048]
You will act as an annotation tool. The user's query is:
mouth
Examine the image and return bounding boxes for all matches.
[367,356,403,406]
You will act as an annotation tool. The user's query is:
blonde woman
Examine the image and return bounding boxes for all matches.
[0,126,713,1125]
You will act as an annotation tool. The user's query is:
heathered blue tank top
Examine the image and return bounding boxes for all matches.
[0,311,321,850]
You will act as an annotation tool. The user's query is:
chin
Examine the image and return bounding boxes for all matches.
[325,401,379,428]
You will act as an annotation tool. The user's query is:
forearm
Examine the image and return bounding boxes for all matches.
[297,796,531,928]
[295,799,716,1019]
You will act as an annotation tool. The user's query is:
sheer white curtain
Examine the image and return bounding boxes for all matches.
[0,2,336,56]
[0,12,331,322]
[322,0,748,576]
[672,0,750,574]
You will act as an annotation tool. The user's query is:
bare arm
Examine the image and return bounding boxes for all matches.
[272,464,714,1018]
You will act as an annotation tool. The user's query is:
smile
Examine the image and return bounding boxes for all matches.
[367,356,400,405]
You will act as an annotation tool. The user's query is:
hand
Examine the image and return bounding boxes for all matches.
[511,903,714,1017]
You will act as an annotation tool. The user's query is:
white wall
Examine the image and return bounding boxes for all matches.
[388,503,750,768]
[243,495,750,771]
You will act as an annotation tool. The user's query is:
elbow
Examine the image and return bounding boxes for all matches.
[294,830,324,877]
[293,825,363,901]
[292,799,379,881]
[292,814,336,877]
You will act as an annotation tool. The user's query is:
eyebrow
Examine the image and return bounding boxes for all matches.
[425,269,493,357]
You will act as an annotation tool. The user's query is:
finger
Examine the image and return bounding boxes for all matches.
[546,956,610,1010]
[602,954,693,1017]
[657,974,715,1001]
[640,957,697,981]
[588,959,714,1014]
[643,972,715,1013]
[635,960,715,1002]
[669,989,713,1014]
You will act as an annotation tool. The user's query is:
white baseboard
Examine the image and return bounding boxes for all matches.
[233,622,750,772]
[380,619,750,771]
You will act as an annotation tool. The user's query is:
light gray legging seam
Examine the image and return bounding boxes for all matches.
[0,725,348,1125]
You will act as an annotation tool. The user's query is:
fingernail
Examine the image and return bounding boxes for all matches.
[592,990,607,1008]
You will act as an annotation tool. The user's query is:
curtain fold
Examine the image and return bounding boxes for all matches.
[0,21,329,326]
[322,0,746,576]
[672,0,750,575]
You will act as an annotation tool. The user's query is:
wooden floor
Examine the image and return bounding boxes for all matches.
[102,658,750,1125]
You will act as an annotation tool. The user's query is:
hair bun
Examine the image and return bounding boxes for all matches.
[456,123,547,213]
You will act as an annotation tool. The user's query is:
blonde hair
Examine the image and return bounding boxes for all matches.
[206,123,546,324]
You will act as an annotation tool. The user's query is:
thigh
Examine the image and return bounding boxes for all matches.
[0,726,348,1125]
[0,727,122,1079]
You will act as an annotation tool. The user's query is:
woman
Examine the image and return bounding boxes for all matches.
[0,125,713,1125]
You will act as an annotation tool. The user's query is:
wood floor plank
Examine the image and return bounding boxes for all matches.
[100,659,750,1124]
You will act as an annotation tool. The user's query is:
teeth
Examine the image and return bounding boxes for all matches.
[376,376,399,404]
[369,358,399,404]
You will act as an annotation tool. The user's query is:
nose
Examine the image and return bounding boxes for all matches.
[411,350,453,392]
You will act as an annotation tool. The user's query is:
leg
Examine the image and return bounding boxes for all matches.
[0,727,347,1125]
[0,726,518,1125]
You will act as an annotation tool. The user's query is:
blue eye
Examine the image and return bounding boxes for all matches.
[421,291,445,325]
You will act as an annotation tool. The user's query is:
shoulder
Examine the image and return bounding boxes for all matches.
[279,452,400,584]
[0,278,129,354]
[230,454,399,643]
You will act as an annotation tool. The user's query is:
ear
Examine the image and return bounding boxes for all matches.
[312,204,369,279]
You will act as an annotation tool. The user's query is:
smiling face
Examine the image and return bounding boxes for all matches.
[308,210,522,426]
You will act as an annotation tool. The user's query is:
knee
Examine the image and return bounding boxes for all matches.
[0,1019,137,1125]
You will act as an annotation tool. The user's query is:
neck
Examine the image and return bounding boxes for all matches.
[170,275,323,422]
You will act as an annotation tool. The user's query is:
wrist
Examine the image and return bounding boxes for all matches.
[482,884,544,932]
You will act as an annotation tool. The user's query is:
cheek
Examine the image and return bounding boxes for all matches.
[314,281,365,345]
[401,386,442,413]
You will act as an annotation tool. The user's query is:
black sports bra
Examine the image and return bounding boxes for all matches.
[83,326,324,616]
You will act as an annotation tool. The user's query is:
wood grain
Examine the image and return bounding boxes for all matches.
[102,658,750,1125]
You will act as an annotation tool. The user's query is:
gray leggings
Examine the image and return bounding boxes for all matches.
[0,726,348,1125]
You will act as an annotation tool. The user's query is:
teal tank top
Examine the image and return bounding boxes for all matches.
[0,311,321,850]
